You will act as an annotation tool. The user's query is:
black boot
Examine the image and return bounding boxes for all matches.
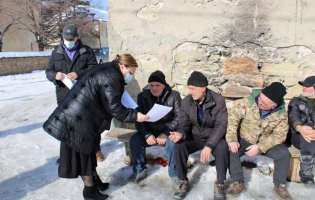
[83,186,109,200]
[299,155,315,184]
[94,176,109,191]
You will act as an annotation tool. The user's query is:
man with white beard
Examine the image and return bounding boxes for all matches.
[288,76,315,184]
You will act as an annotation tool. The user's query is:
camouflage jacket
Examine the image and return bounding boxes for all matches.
[226,89,289,153]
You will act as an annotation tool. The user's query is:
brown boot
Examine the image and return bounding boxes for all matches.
[173,178,190,200]
[214,182,225,200]
[273,184,292,200]
[227,181,245,198]
[96,151,105,162]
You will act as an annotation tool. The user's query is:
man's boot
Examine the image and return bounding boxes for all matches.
[127,169,147,184]
[83,185,109,200]
[214,181,225,200]
[171,177,180,190]
[226,181,245,198]
[273,184,292,200]
[94,176,109,192]
[173,178,190,200]
[299,155,315,184]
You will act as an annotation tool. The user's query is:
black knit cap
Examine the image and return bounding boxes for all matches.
[148,70,167,85]
[187,71,208,87]
[261,82,286,105]
[298,76,315,87]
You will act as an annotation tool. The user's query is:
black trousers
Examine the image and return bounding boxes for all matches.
[229,139,290,185]
[174,135,229,181]
[292,133,315,156]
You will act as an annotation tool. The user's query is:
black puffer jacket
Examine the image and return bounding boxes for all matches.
[43,61,138,155]
[177,89,228,150]
[288,96,315,133]
[46,40,97,104]
[135,84,182,140]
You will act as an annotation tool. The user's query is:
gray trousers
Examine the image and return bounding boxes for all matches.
[229,139,290,185]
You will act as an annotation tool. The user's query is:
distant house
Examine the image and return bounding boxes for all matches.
[89,7,108,48]
[0,1,108,52]
[0,1,39,52]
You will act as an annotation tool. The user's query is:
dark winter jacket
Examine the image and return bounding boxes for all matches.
[46,40,97,104]
[176,89,228,150]
[135,84,182,140]
[43,61,138,155]
[288,96,315,134]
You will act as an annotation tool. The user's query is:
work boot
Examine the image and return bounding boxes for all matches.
[83,185,109,200]
[94,176,109,192]
[96,151,105,162]
[299,155,315,184]
[214,182,225,200]
[172,177,180,190]
[127,169,147,184]
[273,184,292,200]
[173,178,190,200]
[226,181,245,198]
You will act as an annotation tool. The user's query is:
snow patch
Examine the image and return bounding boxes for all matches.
[0,51,52,59]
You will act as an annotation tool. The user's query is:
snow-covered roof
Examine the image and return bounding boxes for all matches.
[84,6,108,22]
[0,51,52,58]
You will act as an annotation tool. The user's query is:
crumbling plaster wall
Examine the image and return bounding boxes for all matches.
[108,0,315,105]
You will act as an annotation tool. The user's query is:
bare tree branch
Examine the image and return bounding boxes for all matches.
[2,0,99,51]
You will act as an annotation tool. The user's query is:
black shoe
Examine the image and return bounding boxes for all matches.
[94,176,109,192]
[56,158,60,165]
[214,183,225,200]
[83,186,108,200]
[300,155,315,184]
[173,178,190,200]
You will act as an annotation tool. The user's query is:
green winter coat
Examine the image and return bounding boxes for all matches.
[226,89,289,153]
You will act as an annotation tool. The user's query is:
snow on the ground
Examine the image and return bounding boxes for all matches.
[0,51,52,58]
[0,71,315,200]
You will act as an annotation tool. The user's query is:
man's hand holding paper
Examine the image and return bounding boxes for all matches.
[61,75,77,89]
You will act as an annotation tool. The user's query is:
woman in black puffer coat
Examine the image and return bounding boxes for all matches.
[43,54,149,200]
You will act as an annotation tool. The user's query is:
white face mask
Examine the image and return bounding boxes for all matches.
[64,41,76,49]
[124,73,133,83]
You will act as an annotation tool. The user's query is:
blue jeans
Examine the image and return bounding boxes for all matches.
[130,132,177,178]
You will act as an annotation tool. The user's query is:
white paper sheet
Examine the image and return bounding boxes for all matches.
[61,76,77,89]
[145,104,173,122]
[121,91,138,109]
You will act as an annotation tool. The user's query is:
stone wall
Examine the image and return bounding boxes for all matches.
[0,56,50,76]
[108,0,315,105]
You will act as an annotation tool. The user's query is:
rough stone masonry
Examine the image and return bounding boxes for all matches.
[108,0,315,108]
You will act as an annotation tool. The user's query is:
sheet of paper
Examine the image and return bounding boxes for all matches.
[145,104,173,122]
[61,76,77,89]
[121,91,138,109]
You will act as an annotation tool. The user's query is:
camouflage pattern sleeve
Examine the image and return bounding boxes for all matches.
[226,98,247,143]
[257,114,289,153]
